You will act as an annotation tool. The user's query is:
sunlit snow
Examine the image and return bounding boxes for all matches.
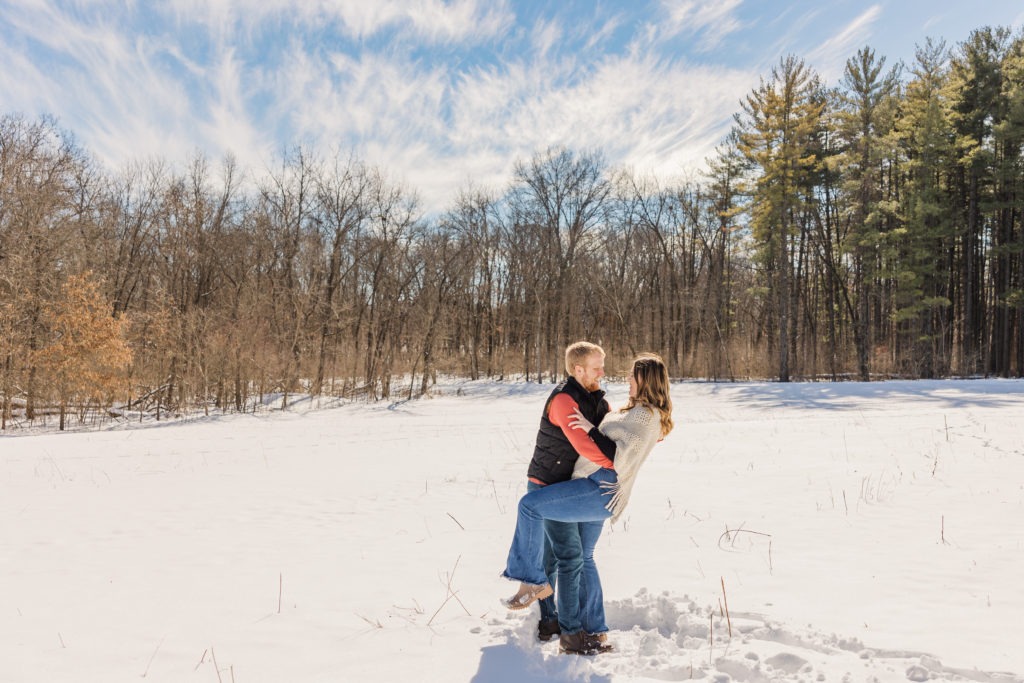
[2,379,1022,682]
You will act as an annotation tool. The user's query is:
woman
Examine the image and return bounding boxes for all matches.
[501,353,674,652]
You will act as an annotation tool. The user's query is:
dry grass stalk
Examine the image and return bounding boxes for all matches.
[720,577,733,638]
[709,611,714,666]
[428,555,471,626]
[211,647,223,683]
[447,512,465,530]
[491,480,504,514]
[357,614,383,628]
[141,636,165,678]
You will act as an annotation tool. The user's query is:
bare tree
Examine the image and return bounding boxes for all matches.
[508,147,610,380]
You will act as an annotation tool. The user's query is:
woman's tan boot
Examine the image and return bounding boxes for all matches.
[501,582,553,610]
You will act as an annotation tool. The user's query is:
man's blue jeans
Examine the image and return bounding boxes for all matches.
[505,470,616,631]
[578,519,608,634]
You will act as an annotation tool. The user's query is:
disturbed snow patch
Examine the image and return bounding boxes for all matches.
[493,589,1023,683]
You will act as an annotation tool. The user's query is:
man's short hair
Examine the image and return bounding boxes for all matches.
[565,341,605,375]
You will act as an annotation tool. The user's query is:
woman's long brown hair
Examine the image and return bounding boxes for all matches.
[622,353,674,437]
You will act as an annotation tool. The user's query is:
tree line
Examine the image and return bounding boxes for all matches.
[1,26,1022,428]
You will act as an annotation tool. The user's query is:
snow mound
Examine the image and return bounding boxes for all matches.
[487,590,1023,683]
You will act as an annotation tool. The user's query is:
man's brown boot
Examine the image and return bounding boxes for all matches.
[537,617,561,642]
[558,631,592,655]
[584,632,613,654]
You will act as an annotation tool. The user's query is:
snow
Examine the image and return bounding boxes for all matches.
[2,378,1022,682]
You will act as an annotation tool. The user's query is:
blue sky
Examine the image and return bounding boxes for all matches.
[2,1,1022,212]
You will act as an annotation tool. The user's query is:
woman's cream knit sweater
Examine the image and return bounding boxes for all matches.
[571,403,662,524]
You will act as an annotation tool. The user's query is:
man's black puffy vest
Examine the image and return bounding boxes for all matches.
[527,377,609,485]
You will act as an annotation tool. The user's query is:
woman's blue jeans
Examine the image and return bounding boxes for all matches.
[504,469,615,632]
[526,480,565,623]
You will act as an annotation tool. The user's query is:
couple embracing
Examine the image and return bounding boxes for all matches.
[500,342,674,655]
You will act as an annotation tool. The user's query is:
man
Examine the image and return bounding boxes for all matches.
[525,341,614,655]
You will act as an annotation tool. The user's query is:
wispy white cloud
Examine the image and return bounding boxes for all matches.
[654,0,743,50]
[580,14,623,53]
[0,26,49,112]
[0,2,201,166]
[319,0,513,43]
[401,0,514,43]
[264,43,452,202]
[165,0,513,44]
[446,47,753,199]
[0,0,757,212]
[806,4,883,80]
[199,47,268,172]
[283,49,448,142]
[0,0,755,211]
[530,16,563,58]
[7,0,1014,217]
[921,12,947,34]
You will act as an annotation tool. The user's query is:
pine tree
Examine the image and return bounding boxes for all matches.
[835,47,901,379]
[893,39,956,377]
[735,55,826,380]
[995,33,1024,375]
[704,131,746,379]
[947,27,1014,373]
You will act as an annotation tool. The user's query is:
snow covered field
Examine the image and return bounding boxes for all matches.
[2,379,1022,682]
